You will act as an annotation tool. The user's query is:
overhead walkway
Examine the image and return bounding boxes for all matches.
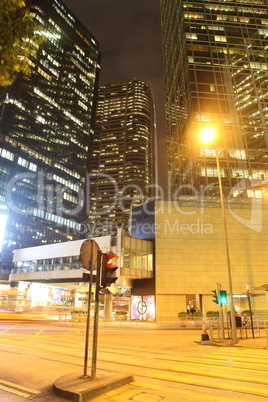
[9,268,93,284]
[9,236,111,284]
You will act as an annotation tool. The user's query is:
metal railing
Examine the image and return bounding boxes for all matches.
[208,317,268,346]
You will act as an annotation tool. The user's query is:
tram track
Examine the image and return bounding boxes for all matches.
[1,334,268,373]
[0,338,268,400]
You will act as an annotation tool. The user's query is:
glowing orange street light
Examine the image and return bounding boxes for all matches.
[199,125,238,344]
[199,126,217,145]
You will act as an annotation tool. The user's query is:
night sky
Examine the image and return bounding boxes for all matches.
[63,0,167,189]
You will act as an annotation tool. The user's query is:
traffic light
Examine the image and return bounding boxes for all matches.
[219,290,227,305]
[212,289,218,304]
[101,253,118,288]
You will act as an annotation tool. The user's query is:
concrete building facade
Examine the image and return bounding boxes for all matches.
[152,199,268,322]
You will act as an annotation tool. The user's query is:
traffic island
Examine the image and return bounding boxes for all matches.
[53,371,134,401]
[195,339,235,346]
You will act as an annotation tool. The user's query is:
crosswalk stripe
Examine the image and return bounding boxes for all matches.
[0,379,40,395]
[153,373,268,397]
[214,348,268,355]
[169,366,268,385]
[202,354,268,364]
[178,360,268,374]
[210,349,268,357]
[0,384,31,398]
[196,356,268,368]
[131,381,241,401]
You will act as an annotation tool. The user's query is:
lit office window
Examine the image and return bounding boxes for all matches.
[0,149,14,161]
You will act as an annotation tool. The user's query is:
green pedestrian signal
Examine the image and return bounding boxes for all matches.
[212,289,218,304]
[219,290,227,305]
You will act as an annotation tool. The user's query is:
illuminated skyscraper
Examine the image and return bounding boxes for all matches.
[161,0,268,198]
[89,79,156,236]
[0,0,100,269]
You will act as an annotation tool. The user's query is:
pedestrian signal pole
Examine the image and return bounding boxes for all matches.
[79,239,100,379]
[218,283,225,340]
[91,250,102,380]
[211,289,219,305]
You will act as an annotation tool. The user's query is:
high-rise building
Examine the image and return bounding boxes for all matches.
[161,0,268,198]
[0,0,100,270]
[89,79,156,236]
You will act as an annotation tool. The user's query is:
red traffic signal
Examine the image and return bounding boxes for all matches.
[106,255,118,267]
[101,253,118,288]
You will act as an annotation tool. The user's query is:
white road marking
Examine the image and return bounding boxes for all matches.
[0,379,41,398]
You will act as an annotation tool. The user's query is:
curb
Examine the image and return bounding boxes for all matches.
[201,341,234,347]
[194,339,234,347]
[53,371,134,401]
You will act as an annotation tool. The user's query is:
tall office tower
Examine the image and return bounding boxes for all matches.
[161,0,268,197]
[89,79,156,236]
[0,0,100,269]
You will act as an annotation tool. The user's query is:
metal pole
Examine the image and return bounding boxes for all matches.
[91,250,102,380]
[224,304,229,339]
[215,153,238,344]
[217,283,225,340]
[208,320,213,341]
[82,246,94,378]
[247,294,255,338]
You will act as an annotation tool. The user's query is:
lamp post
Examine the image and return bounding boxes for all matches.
[200,127,238,344]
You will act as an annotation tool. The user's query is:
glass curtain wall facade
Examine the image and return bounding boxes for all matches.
[161,0,268,198]
[0,0,100,268]
[89,80,156,236]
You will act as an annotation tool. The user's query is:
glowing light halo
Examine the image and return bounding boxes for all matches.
[199,126,217,145]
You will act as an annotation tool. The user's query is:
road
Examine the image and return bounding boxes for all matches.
[0,320,267,401]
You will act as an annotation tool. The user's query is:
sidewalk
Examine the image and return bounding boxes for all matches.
[236,336,268,349]
[201,336,268,349]
[67,319,268,348]
[52,320,268,401]
[53,371,134,402]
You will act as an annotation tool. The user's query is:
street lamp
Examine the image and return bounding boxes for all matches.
[199,126,238,344]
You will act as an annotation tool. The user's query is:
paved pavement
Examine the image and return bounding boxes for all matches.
[52,335,268,401]
[231,336,268,349]
[98,319,268,349]
[53,323,268,401]
[0,319,267,401]
[200,336,268,349]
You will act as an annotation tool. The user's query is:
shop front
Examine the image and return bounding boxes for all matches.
[131,295,155,321]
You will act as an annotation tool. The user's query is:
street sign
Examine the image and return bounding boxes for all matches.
[79,239,100,271]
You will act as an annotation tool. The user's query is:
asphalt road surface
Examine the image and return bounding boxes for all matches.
[0,320,267,401]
